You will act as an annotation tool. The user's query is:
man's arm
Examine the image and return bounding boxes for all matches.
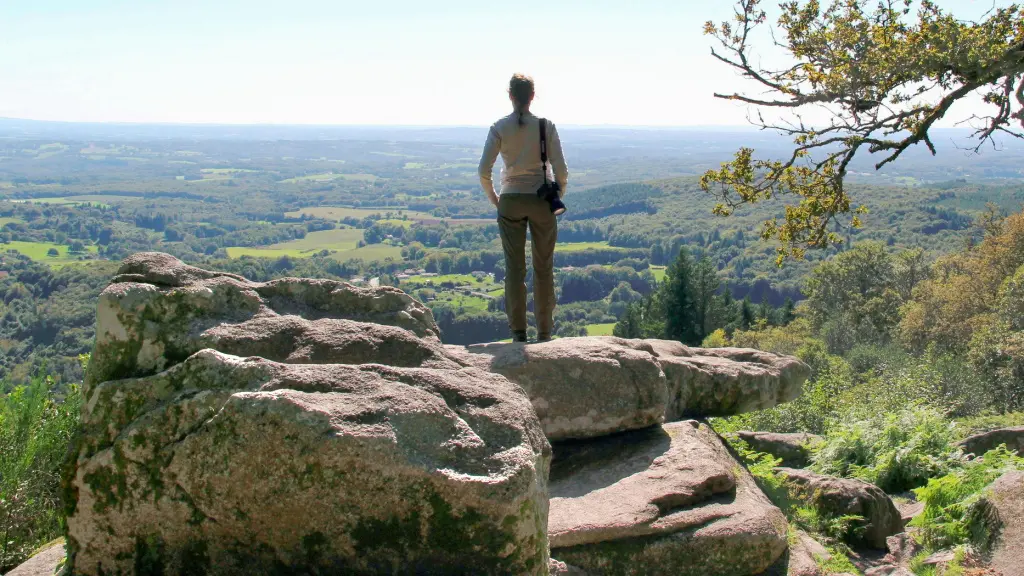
[548,122,568,197]
[478,125,501,206]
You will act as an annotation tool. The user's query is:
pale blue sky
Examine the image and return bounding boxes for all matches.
[0,0,1010,126]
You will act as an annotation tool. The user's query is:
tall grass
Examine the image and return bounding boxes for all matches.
[0,372,80,570]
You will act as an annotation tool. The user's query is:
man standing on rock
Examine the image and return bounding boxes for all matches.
[478,73,569,343]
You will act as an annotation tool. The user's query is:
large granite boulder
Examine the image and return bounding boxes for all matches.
[65,253,552,575]
[775,468,903,549]
[732,431,823,468]
[956,426,1024,457]
[458,337,809,441]
[86,252,445,398]
[68,351,551,575]
[547,421,789,576]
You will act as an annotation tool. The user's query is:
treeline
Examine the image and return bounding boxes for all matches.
[613,247,796,343]
[0,255,116,387]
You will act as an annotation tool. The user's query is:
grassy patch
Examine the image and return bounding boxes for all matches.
[0,217,25,227]
[10,196,114,208]
[200,168,260,174]
[556,241,613,252]
[226,228,364,258]
[278,173,379,184]
[285,207,437,221]
[586,323,617,336]
[650,265,667,283]
[2,241,98,267]
[403,162,427,169]
[330,244,403,263]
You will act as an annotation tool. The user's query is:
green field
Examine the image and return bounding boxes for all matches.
[278,173,379,184]
[226,227,402,263]
[201,168,261,174]
[556,241,618,253]
[2,241,99,267]
[0,217,24,226]
[285,207,437,221]
[586,323,617,336]
[330,244,403,262]
[403,162,427,169]
[650,265,667,283]
[11,196,120,207]
[226,228,364,258]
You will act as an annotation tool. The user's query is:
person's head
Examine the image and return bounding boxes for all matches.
[508,73,535,124]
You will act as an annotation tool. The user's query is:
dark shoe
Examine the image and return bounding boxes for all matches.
[512,330,528,343]
[537,334,552,343]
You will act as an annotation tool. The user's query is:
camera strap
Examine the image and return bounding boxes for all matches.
[539,117,549,177]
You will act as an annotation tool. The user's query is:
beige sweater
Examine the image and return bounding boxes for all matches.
[478,111,568,199]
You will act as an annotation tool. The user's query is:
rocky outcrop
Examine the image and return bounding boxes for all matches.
[956,426,1024,457]
[87,252,442,396]
[775,468,903,549]
[547,421,789,576]
[62,253,811,575]
[66,254,551,575]
[458,337,809,441]
[732,431,823,468]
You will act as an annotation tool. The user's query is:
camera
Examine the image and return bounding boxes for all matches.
[537,180,566,216]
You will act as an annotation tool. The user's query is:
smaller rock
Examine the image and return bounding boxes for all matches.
[549,421,789,576]
[895,500,924,527]
[864,567,913,576]
[883,532,921,565]
[956,426,1024,457]
[785,530,833,576]
[922,549,956,565]
[776,468,903,549]
[5,540,65,576]
[734,431,823,467]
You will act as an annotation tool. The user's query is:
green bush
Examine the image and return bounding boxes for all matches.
[910,446,1024,551]
[0,374,81,571]
[811,406,963,493]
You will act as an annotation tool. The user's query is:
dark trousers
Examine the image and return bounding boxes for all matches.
[497,193,558,337]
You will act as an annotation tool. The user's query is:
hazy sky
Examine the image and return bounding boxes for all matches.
[0,0,1011,126]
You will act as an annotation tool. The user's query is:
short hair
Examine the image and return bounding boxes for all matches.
[508,73,535,108]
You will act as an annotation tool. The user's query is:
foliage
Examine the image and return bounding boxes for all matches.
[910,446,1024,551]
[0,370,81,570]
[803,242,913,352]
[729,438,863,557]
[702,0,1024,260]
[811,406,963,493]
[664,247,701,344]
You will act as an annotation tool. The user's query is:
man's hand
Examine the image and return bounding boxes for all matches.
[488,192,499,208]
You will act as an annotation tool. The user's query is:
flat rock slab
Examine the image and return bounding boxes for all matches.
[6,541,65,576]
[547,421,788,576]
[459,338,668,441]
[68,350,551,575]
[459,337,809,441]
[956,426,1024,457]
